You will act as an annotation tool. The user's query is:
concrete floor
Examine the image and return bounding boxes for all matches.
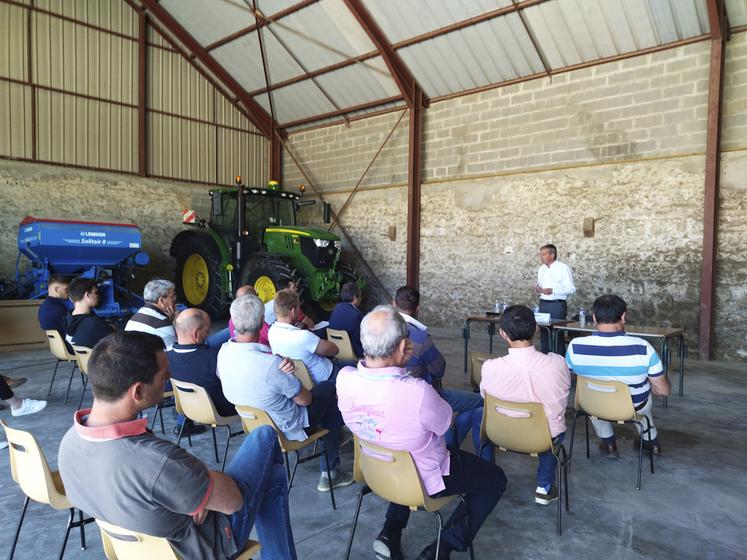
[1,325,745,559]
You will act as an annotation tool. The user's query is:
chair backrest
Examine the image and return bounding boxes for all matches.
[73,345,93,375]
[575,376,635,422]
[46,329,76,361]
[292,360,315,390]
[170,379,220,426]
[96,519,178,559]
[355,438,430,510]
[480,393,553,455]
[1,420,67,509]
[326,328,357,362]
[235,404,288,445]
[470,351,493,388]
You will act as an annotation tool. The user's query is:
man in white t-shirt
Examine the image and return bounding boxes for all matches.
[534,244,575,355]
[267,290,340,384]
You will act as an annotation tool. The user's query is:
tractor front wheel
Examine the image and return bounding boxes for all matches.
[174,235,226,317]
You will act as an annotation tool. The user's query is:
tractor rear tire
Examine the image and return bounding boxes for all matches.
[239,255,298,305]
[174,235,226,317]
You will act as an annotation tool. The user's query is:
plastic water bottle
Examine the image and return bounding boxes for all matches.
[579,307,586,325]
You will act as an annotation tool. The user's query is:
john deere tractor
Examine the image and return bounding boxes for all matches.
[170,178,361,318]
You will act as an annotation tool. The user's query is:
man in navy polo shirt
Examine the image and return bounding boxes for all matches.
[328,282,364,358]
[38,275,73,350]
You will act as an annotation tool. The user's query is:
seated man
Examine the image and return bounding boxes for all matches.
[480,305,571,505]
[228,285,270,346]
[337,306,506,560]
[328,282,364,358]
[395,286,484,458]
[167,309,236,435]
[38,274,73,350]
[566,294,670,457]
[267,290,340,385]
[219,294,353,492]
[64,277,113,348]
[125,278,178,349]
[264,279,315,330]
[58,331,297,559]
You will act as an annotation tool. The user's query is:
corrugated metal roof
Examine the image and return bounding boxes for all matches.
[725,0,747,27]
[151,0,729,129]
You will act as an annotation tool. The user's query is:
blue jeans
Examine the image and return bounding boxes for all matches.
[384,449,507,552]
[307,380,345,472]
[439,388,490,459]
[206,327,231,348]
[537,432,565,489]
[226,425,297,559]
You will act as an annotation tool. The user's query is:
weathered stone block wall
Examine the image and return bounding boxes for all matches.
[284,33,747,361]
[0,161,211,294]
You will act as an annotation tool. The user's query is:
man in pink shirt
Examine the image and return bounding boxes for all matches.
[337,305,506,560]
[480,305,570,506]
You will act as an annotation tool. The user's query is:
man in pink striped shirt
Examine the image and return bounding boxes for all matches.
[480,305,570,506]
[337,306,506,560]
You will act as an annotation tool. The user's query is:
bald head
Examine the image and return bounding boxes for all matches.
[175,308,211,344]
[236,285,257,298]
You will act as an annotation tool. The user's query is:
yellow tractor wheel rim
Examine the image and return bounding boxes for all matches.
[255,276,277,303]
[183,254,209,305]
[318,296,337,312]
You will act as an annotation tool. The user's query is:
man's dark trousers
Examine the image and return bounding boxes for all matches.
[539,299,567,355]
[383,450,507,553]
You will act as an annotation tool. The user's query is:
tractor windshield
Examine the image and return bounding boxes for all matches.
[245,194,296,231]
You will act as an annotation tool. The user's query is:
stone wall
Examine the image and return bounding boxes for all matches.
[284,33,747,361]
[0,161,211,294]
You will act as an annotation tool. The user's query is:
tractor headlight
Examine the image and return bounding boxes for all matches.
[313,238,330,248]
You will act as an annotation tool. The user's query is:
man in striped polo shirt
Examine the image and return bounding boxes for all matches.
[125,278,178,349]
[565,294,670,458]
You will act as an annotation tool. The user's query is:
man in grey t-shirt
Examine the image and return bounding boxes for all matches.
[220,294,355,493]
[58,331,297,559]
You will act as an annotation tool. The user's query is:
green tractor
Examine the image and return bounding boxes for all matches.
[170,178,361,318]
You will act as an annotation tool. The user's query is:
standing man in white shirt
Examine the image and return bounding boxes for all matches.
[534,244,575,355]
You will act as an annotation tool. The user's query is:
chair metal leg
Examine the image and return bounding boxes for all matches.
[48,359,61,397]
[58,508,75,560]
[221,425,231,472]
[283,452,291,482]
[644,416,655,474]
[584,415,590,459]
[149,404,159,432]
[9,496,30,559]
[634,420,644,490]
[289,451,300,490]
[158,405,165,434]
[176,419,186,447]
[211,427,219,463]
[76,376,88,411]
[78,509,86,550]
[561,446,570,513]
[556,454,562,536]
[64,363,77,405]
[568,412,578,470]
[434,510,444,560]
[321,441,337,510]
[344,485,370,560]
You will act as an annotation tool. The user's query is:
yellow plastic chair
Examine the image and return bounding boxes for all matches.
[171,379,242,471]
[569,376,655,490]
[479,394,569,535]
[235,404,337,510]
[1,420,94,560]
[327,328,358,361]
[469,351,494,389]
[96,519,260,559]
[44,330,79,403]
[292,360,315,390]
[72,346,93,410]
[344,437,474,560]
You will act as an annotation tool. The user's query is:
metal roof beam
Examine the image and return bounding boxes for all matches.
[280,95,402,128]
[203,0,319,53]
[342,0,426,108]
[138,0,277,138]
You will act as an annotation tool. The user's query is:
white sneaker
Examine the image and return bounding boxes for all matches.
[11,398,47,417]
